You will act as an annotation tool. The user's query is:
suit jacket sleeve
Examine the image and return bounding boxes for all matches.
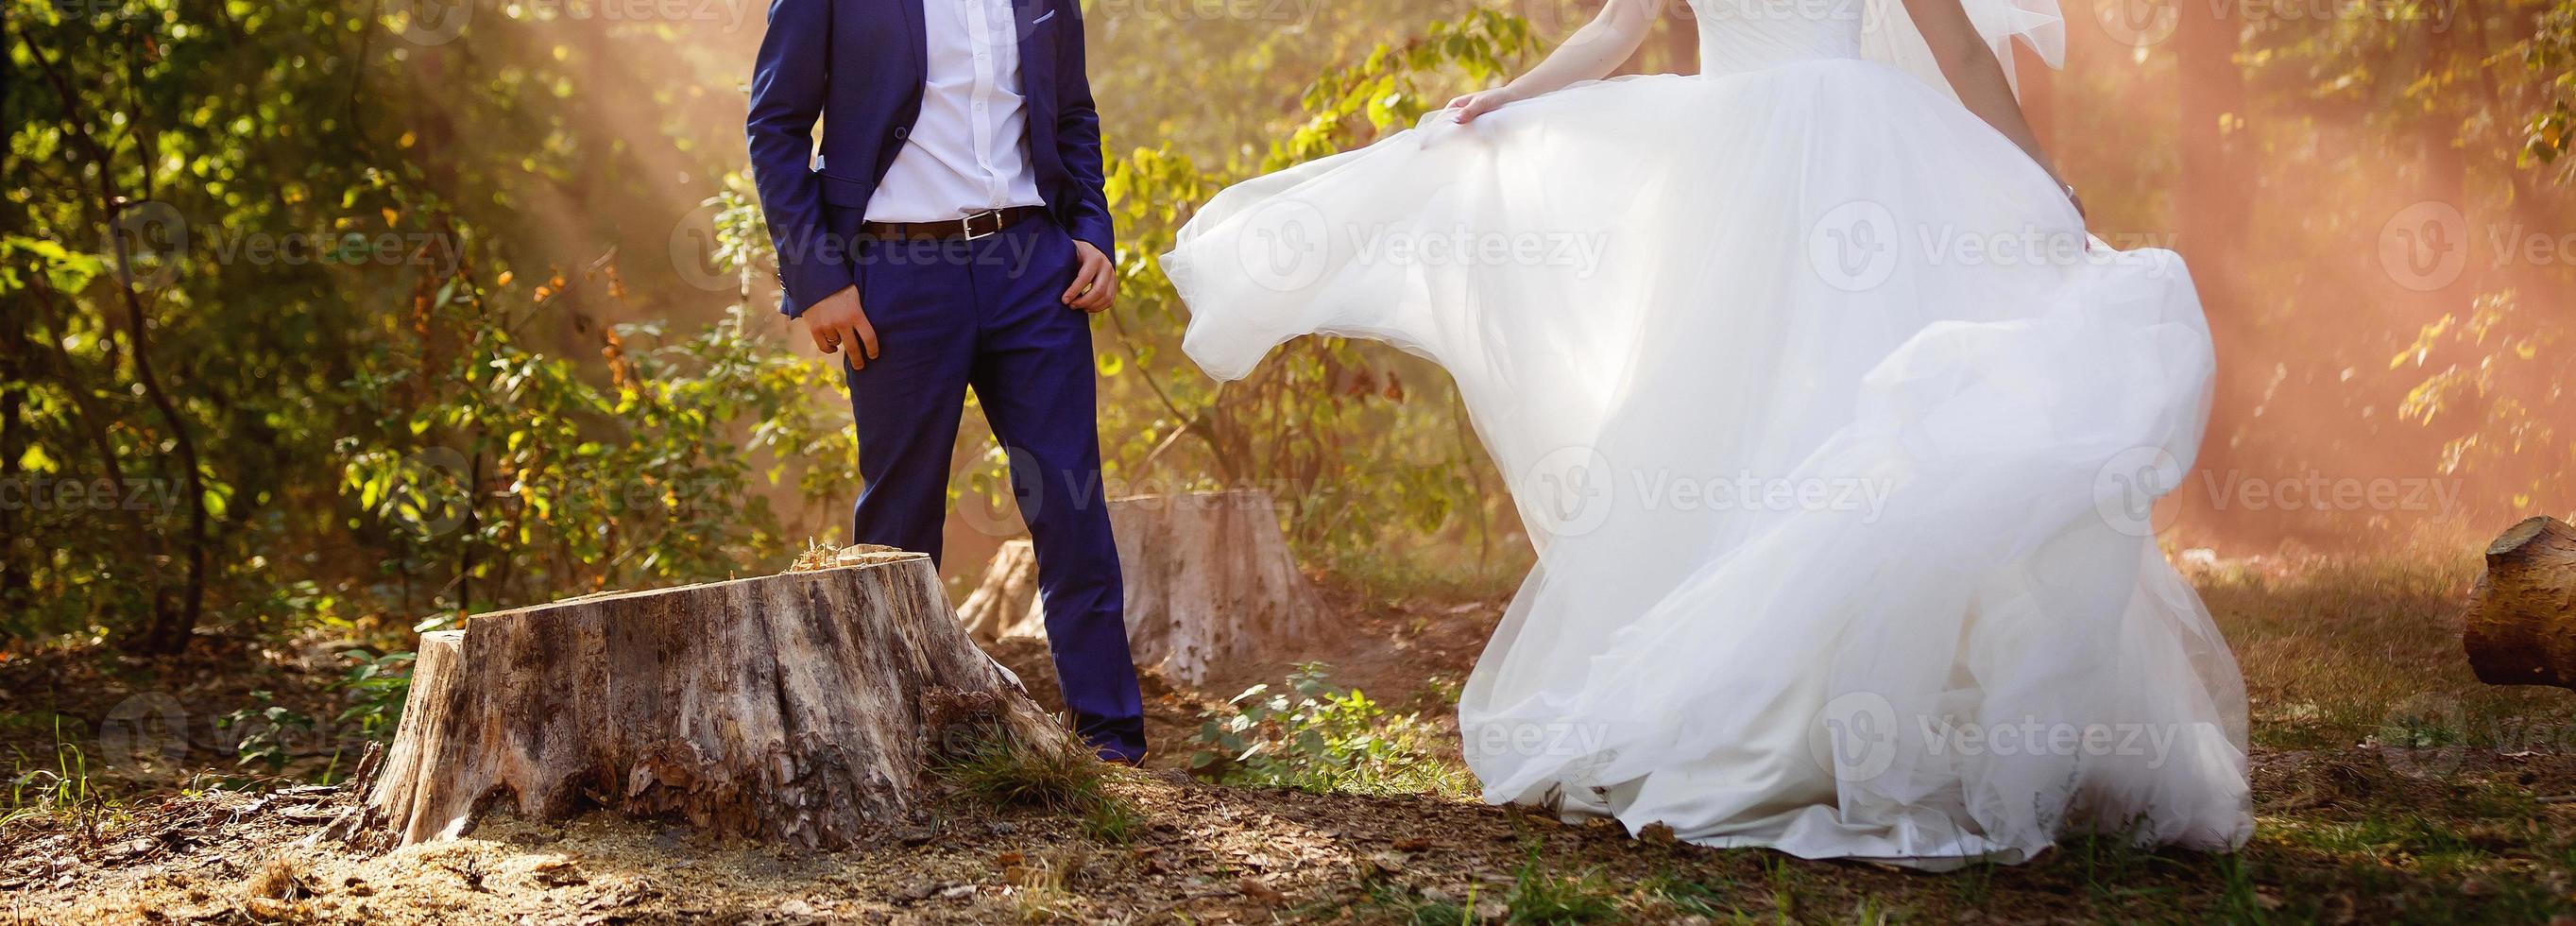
[746,0,851,318]
[1054,1,1116,258]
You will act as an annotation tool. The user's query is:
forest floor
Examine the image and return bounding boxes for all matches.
[7,545,2576,924]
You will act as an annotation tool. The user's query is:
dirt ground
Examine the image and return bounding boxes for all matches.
[8,548,2576,924]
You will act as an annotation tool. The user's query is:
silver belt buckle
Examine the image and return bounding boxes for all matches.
[960,208,1003,241]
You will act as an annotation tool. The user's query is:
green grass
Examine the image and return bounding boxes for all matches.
[2,719,131,841]
[1503,847,1625,923]
[930,728,1142,846]
[1188,664,1480,799]
[1351,882,1479,926]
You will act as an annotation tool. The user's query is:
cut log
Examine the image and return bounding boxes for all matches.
[964,490,1325,686]
[2464,515,2576,689]
[360,547,1069,849]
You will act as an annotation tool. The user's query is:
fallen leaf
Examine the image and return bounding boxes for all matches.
[1237,876,1288,905]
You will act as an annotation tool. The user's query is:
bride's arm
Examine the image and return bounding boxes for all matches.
[1447,0,1661,123]
[1902,0,2083,214]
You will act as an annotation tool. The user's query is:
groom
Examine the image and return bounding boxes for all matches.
[746,0,1146,763]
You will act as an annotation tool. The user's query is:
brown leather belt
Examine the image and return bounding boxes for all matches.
[861,206,1042,242]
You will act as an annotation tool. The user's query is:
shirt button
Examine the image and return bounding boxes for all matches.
[894,127,908,139]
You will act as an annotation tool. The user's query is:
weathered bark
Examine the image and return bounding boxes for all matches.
[966,491,1325,686]
[361,548,1068,849]
[2464,516,2576,689]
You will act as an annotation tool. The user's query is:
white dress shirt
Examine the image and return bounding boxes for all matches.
[865,0,1048,222]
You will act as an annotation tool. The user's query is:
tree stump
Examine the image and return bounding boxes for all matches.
[360,547,1068,849]
[962,490,1325,686]
[2464,515,2576,689]
[957,539,1039,643]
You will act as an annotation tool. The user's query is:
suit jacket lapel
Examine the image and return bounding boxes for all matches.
[1015,0,1053,93]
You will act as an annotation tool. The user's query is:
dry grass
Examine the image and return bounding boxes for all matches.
[6,544,2575,923]
[2197,545,2576,753]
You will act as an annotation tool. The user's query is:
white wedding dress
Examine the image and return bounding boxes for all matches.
[1161,0,2253,867]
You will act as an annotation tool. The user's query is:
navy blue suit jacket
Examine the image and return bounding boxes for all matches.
[746,0,1114,317]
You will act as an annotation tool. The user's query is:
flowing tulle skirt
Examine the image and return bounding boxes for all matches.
[1164,58,2252,867]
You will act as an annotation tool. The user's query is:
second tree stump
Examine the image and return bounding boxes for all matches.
[959,490,1324,686]
[2465,515,2576,689]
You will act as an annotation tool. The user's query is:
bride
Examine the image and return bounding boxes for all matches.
[1161,0,2253,867]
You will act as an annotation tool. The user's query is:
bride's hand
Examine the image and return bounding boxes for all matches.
[1446,88,1520,124]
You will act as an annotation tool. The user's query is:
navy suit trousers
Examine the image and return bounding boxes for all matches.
[833,208,1146,762]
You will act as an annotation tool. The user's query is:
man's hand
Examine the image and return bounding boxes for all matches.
[1061,240,1117,313]
[800,284,880,370]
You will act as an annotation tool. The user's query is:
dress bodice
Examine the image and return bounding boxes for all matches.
[1688,0,1867,74]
